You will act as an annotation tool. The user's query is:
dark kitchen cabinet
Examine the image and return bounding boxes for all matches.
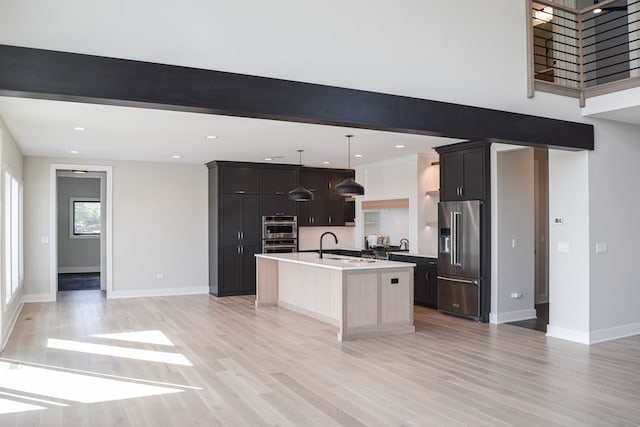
[220,166,261,194]
[261,167,298,217]
[438,143,488,201]
[298,168,354,226]
[388,254,438,308]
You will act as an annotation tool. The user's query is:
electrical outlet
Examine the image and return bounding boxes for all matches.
[512,238,517,248]
[595,242,608,253]
[156,273,165,279]
[510,292,523,299]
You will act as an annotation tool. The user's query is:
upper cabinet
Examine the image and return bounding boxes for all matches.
[261,167,298,216]
[298,168,354,226]
[219,166,261,194]
[437,142,490,201]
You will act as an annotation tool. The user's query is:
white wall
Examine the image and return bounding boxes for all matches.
[547,150,591,343]
[587,120,640,342]
[491,147,535,323]
[57,176,101,272]
[0,115,24,350]
[24,157,208,299]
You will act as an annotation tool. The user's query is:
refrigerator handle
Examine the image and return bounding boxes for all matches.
[450,211,455,266]
[452,211,462,266]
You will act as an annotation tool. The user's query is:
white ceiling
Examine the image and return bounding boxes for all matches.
[0,96,461,167]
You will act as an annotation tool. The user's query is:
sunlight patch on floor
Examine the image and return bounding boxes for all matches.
[91,330,174,346]
[0,397,45,415]
[47,338,192,366]
[0,362,184,404]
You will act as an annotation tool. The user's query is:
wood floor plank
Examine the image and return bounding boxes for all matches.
[0,291,638,426]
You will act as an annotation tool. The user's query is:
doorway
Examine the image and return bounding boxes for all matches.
[50,164,112,299]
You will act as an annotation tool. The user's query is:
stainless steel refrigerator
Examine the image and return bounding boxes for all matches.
[437,200,482,320]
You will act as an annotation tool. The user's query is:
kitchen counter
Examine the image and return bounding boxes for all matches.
[255,253,415,341]
[257,252,414,271]
[389,252,438,259]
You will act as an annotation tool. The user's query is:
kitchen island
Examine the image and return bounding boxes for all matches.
[255,252,416,341]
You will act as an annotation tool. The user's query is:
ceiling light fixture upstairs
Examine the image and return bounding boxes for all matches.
[335,135,365,197]
[593,7,602,13]
[288,150,314,202]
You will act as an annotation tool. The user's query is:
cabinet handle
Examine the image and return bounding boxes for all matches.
[237,231,241,240]
[460,186,463,196]
[235,190,245,194]
[237,245,240,254]
[241,245,244,254]
[241,231,244,240]
[329,216,332,224]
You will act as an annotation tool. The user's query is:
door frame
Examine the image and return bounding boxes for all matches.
[49,163,113,299]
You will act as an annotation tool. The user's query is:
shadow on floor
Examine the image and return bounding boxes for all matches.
[58,272,101,291]
[505,303,549,333]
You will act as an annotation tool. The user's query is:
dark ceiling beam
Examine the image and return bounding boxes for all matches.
[0,44,593,150]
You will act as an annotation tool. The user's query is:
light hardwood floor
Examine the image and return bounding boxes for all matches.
[1,290,639,426]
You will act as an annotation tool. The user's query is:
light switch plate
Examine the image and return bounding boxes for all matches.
[558,242,570,253]
[554,217,564,225]
[595,242,608,253]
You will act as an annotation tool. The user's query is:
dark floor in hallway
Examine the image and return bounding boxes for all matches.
[58,272,100,291]
[506,303,549,332]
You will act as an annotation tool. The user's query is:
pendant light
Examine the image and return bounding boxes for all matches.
[288,149,314,201]
[335,135,365,196]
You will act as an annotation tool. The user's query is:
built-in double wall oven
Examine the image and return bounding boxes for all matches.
[262,216,298,253]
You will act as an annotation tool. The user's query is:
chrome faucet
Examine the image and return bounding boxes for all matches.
[319,232,338,259]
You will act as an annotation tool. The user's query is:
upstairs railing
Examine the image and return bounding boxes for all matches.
[528,0,640,105]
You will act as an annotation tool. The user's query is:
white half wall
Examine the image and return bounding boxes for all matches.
[547,149,590,341]
[24,157,208,297]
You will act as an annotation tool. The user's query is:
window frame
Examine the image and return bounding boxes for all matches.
[69,197,101,240]
[4,167,24,305]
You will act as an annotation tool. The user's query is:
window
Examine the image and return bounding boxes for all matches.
[4,169,23,303]
[70,198,101,238]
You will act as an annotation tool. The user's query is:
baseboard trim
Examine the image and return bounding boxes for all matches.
[58,267,100,274]
[22,293,56,303]
[1,301,24,351]
[108,286,209,299]
[546,325,590,345]
[489,309,537,324]
[589,322,640,344]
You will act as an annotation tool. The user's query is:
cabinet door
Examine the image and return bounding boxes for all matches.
[241,195,261,245]
[241,243,260,293]
[220,194,242,246]
[425,265,438,308]
[300,170,328,192]
[440,151,463,201]
[461,148,484,200]
[414,266,429,306]
[327,194,345,226]
[263,196,297,217]
[297,191,327,226]
[220,245,242,295]
[344,199,355,224]
[220,167,261,194]
[262,169,297,196]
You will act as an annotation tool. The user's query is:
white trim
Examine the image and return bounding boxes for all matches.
[58,266,100,274]
[589,322,640,344]
[0,300,23,351]
[22,293,57,303]
[108,286,209,299]
[490,309,538,324]
[50,164,113,301]
[546,325,590,345]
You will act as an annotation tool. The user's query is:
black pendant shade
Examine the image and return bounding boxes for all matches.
[334,177,364,196]
[334,134,365,196]
[288,149,314,202]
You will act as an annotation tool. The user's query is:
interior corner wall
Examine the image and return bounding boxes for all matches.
[587,119,640,342]
[24,156,208,299]
[490,146,535,323]
[0,114,25,350]
[57,176,101,273]
[547,149,590,343]
[417,154,439,256]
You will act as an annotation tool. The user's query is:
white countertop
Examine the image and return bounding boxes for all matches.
[256,252,416,271]
[389,252,438,259]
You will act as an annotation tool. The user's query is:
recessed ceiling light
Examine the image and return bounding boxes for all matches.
[354,154,363,158]
[172,155,182,159]
[264,157,273,161]
[322,161,331,164]
[593,8,602,13]
[70,150,79,154]
[73,127,86,131]
[205,135,218,139]
[395,145,405,148]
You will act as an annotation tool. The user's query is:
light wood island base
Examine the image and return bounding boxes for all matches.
[256,253,415,341]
